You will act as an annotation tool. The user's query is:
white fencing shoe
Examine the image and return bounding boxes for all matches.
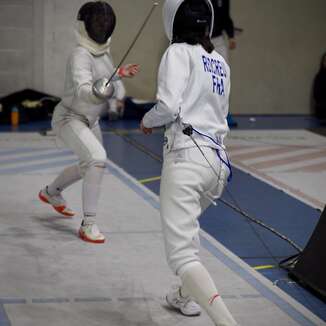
[79,221,105,244]
[39,187,75,217]
[166,287,201,316]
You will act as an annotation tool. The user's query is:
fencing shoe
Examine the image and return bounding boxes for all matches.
[166,287,201,316]
[39,187,75,217]
[79,220,105,244]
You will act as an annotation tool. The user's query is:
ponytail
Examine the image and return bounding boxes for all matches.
[173,33,214,53]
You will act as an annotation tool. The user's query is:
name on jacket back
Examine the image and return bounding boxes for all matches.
[202,55,227,96]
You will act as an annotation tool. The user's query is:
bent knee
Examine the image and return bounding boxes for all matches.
[80,151,107,175]
[166,250,200,275]
[89,148,107,166]
[90,158,107,170]
[168,257,201,276]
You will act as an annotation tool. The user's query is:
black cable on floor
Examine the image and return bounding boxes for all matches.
[220,191,302,253]
[113,130,303,256]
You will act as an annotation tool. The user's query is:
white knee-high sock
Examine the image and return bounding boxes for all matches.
[47,165,82,195]
[82,164,105,223]
[180,261,237,326]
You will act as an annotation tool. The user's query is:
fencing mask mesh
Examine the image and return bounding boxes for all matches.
[173,0,212,41]
[77,1,116,44]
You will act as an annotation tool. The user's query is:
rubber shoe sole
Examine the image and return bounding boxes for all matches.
[38,191,75,217]
[78,228,105,244]
[166,295,201,317]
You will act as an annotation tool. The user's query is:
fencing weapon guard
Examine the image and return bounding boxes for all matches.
[92,78,115,99]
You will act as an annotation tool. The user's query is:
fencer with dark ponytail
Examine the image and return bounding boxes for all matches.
[172,0,214,53]
[141,0,237,324]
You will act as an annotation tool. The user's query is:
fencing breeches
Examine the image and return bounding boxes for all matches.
[160,146,228,274]
[52,119,107,219]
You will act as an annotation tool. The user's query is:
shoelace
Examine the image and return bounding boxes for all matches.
[175,289,192,307]
[82,222,101,237]
[45,187,66,205]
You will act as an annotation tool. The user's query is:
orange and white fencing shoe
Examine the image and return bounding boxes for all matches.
[78,220,105,244]
[38,187,75,217]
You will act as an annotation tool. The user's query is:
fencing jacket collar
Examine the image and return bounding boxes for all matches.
[75,21,112,56]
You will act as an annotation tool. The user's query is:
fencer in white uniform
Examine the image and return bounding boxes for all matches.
[141,0,238,325]
[39,1,139,244]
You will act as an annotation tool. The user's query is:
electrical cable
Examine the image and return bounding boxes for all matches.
[112,128,303,256]
[186,127,291,263]
[219,195,302,253]
[182,124,303,256]
[278,253,300,271]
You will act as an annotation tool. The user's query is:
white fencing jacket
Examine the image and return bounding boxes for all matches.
[53,46,125,128]
[142,42,230,153]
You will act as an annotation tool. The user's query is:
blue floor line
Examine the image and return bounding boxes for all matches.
[0,304,11,326]
[0,299,27,305]
[107,163,160,211]
[0,159,77,174]
[201,237,316,326]
[0,149,72,165]
[0,147,51,156]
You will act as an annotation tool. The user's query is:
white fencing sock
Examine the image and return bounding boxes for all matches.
[82,164,105,224]
[47,165,82,195]
[180,261,238,326]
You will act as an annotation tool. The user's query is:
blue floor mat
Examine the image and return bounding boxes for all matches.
[104,133,162,180]
[229,115,322,130]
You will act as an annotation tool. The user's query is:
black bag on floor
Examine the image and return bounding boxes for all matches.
[0,89,61,124]
[289,206,326,300]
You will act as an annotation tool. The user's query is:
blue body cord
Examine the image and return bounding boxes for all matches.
[192,128,233,182]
